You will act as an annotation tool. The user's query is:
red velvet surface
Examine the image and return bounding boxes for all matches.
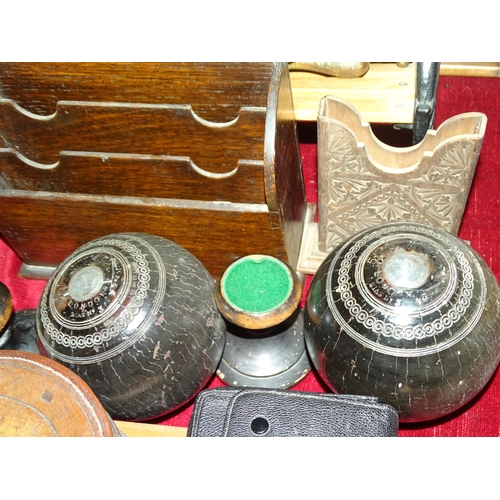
[1,75,500,436]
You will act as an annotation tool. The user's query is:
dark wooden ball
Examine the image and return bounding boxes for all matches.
[36,233,226,421]
[304,222,500,422]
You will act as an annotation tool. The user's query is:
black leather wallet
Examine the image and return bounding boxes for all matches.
[187,387,399,437]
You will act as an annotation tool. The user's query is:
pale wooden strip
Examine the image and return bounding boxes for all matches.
[114,420,188,437]
[290,62,416,123]
[440,62,500,78]
[290,62,500,124]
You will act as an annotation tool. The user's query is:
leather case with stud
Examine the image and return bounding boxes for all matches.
[187,387,399,437]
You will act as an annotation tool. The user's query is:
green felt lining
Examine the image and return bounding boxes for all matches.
[222,256,292,313]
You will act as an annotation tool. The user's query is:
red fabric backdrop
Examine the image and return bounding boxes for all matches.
[1,75,499,436]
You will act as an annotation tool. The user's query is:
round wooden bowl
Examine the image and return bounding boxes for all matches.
[305,222,500,422]
[36,232,226,421]
[0,350,122,436]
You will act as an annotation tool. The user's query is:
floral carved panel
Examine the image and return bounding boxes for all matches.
[317,97,486,253]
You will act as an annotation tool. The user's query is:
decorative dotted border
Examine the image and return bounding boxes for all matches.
[329,224,476,342]
[40,238,151,349]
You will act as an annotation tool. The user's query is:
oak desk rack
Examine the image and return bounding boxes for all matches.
[0,62,307,280]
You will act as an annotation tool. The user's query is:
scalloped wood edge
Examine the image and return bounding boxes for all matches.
[0,99,265,174]
[317,96,486,253]
[318,96,486,171]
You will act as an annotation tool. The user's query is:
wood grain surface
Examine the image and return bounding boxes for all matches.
[0,350,121,436]
[0,152,267,203]
[0,191,288,278]
[0,101,266,172]
[0,63,307,278]
[0,62,274,121]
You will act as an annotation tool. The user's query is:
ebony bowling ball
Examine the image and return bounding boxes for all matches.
[304,222,500,422]
[36,233,226,421]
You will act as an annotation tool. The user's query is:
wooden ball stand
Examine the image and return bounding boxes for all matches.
[214,255,311,389]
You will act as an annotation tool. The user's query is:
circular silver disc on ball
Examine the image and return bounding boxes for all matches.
[68,265,105,302]
[382,251,431,289]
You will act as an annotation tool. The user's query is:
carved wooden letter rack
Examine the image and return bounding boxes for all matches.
[297,96,487,274]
